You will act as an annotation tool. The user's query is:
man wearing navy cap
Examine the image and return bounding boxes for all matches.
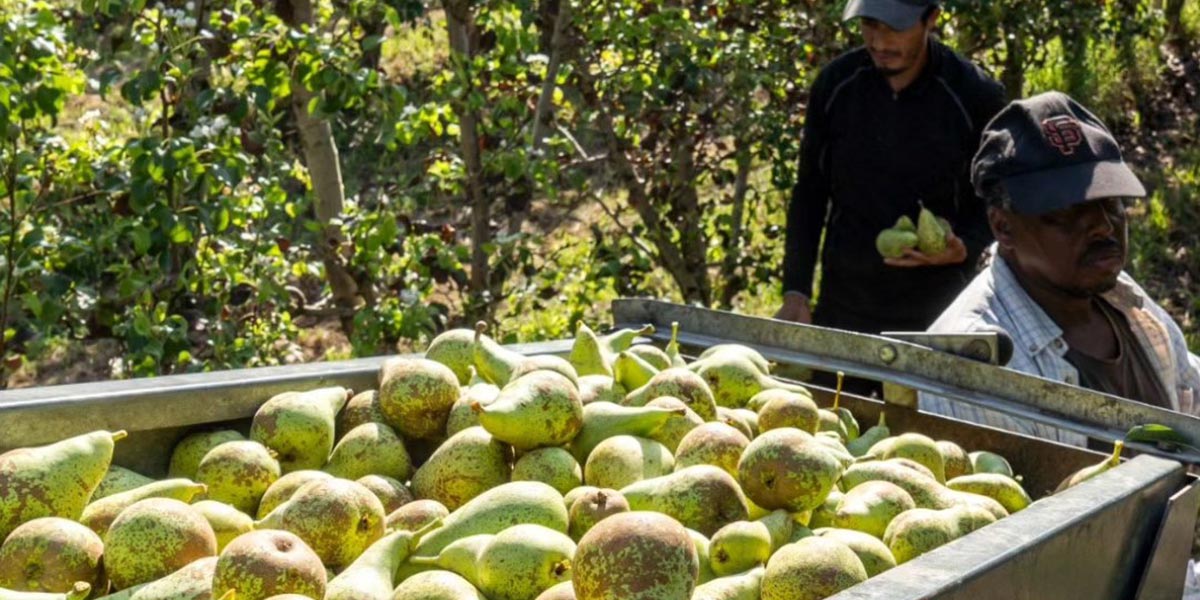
[921,91,1200,444]
[775,0,1006,393]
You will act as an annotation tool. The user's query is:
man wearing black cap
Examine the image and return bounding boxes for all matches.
[921,91,1200,444]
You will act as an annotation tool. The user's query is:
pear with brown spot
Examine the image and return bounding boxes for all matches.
[103,498,217,590]
[0,518,103,593]
[251,387,350,473]
[253,478,385,569]
[212,530,326,600]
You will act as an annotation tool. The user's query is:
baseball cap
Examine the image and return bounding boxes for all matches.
[843,0,939,31]
[971,91,1146,215]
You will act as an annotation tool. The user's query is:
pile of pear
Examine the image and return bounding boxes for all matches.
[875,207,953,259]
[0,321,1126,600]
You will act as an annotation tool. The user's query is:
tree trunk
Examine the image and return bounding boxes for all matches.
[1165,0,1189,51]
[277,0,360,329]
[1001,22,1025,100]
[718,145,752,308]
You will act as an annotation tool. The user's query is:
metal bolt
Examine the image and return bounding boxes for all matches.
[879,345,897,364]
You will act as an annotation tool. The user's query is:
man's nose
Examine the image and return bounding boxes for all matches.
[1082,201,1119,237]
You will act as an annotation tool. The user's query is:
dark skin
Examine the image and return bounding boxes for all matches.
[991,197,1130,359]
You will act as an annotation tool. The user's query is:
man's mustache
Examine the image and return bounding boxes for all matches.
[1081,239,1123,263]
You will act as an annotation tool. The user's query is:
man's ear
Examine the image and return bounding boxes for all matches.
[923,7,942,29]
[988,206,1015,248]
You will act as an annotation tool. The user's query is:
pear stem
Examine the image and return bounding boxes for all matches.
[833,371,844,410]
[111,430,128,442]
[412,516,445,545]
[1109,440,1125,466]
[878,412,887,428]
[637,324,655,336]
[469,401,484,414]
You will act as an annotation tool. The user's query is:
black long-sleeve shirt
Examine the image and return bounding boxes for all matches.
[783,41,1007,331]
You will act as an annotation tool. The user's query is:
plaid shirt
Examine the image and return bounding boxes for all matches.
[919,251,1200,447]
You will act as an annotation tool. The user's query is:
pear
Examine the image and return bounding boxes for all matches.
[937,440,973,480]
[411,426,510,511]
[691,567,763,600]
[325,520,439,600]
[694,345,772,375]
[569,321,615,377]
[737,428,842,513]
[80,478,207,536]
[599,324,655,355]
[946,489,1008,520]
[355,475,413,514]
[576,376,625,406]
[323,422,412,482]
[513,448,583,495]
[476,371,583,451]
[476,524,576,600]
[880,433,947,483]
[686,528,717,585]
[508,355,581,386]
[623,368,718,421]
[832,480,916,539]
[883,505,991,564]
[875,229,919,259]
[103,498,217,590]
[695,354,809,409]
[970,450,1015,477]
[754,389,819,434]
[895,214,917,232]
[569,402,684,462]
[407,533,492,587]
[254,478,385,569]
[192,501,254,552]
[812,435,855,470]
[411,482,568,559]
[613,351,659,391]
[846,413,889,457]
[0,582,89,600]
[212,530,326,600]
[947,473,1031,513]
[0,430,124,541]
[93,557,217,600]
[839,459,952,509]
[250,387,349,473]
[584,436,673,490]
[717,408,756,440]
[472,322,527,386]
[168,430,244,480]
[814,527,896,576]
[761,536,867,600]
[390,571,484,600]
[708,521,771,577]
[256,471,333,519]
[1058,440,1125,492]
[424,328,478,385]
[817,409,850,442]
[0,518,103,593]
[195,441,280,516]
[664,321,687,369]
[916,206,947,254]
[534,581,576,600]
[808,490,842,529]
[379,357,461,441]
[673,422,749,479]
[826,378,860,441]
[386,499,449,533]
[644,398,705,453]
[568,489,629,541]
[620,465,749,536]
[445,380,500,437]
[563,487,600,511]
[573,511,698,600]
[336,391,386,439]
[626,345,671,371]
[91,466,155,501]
[756,510,796,550]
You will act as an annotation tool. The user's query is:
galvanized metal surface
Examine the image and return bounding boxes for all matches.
[1135,479,1200,600]
[829,454,1190,600]
[613,298,1200,464]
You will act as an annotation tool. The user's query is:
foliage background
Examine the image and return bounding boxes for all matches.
[2,0,1199,387]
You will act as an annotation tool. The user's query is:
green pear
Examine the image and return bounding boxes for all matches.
[673,422,749,479]
[92,557,217,600]
[573,511,698,600]
[0,518,103,593]
[756,510,796,550]
[254,478,385,569]
[807,490,841,529]
[386,499,448,533]
[945,489,1008,520]
[424,328,478,385]
[947,473,1031,513]
[379,357,461,441]
[472,322,527,386]
[812,435,855,470]
[390,571,484,600]
[411,426,510,511]
[192,501,253,552]
[476,371,583,451]
[643,398,705,453]
[406,533,492,587]
[717,408,756,440]
[323,422,412,482]
[568,488,629,541]
[80,478,207,536]
[0,430,124,541]
[168,430,244,480]
[256,470,333,519]
[325,520,439,600]
[881,433,947,483]
[846,413,889,457]
[0,582,89,600]
[584,436,674,490]
[336,391,386,440]
[754,389,819,434]
[509,355,581,386]
[883,505,991,564]
[613,351,659,391]
[514,448,583,495]
[917,206,947,254]
[600,324,655,355]
[839,459,952,509]
[970,450,1015,477]
[195,440,281,516]
[686,528,716,585]
[832,480,916,539]
[817,409,850,442]
[411,482,568,559]
[103,498,217,590]
[875,228,919,259]
[212,530,326,600]
[694,345,772,376]
[534,581,576,600]
[569,321,615,377]
[355,475,412,514]
[1058,441,1125,493]
[563,487,600,511]
[569,402,684,462]
[695,354,809,409]
[737,428,842,513]
[814,527,896,576]
[250,387,349,473]
[626,344,671,371]
[446,379,500,437]
[664,321,687,369]
[761,536,867,600]
[708,520,771,577]
[91,465,155,501]
[620,466,749,536]
[937,440,973,480]
[623,368,718,421]
[691,567,763,600]
[477,524,576,600]
[576,376,626,406]
[895,214,917,232]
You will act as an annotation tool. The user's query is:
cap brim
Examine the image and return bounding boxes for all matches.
[843,0,926,31]
[1001,160,1147,215]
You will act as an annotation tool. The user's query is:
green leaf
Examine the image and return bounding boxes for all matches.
[169,222,194,244]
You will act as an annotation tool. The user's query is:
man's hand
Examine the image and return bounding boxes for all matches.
[774,293,813,323]
[885,231,968,267]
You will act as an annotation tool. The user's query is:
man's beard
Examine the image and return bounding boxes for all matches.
[874,64,905,77]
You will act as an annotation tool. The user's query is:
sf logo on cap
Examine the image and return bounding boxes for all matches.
[1042,116,1084,156]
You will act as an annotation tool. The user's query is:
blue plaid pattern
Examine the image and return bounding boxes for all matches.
[919,249,1200,447]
